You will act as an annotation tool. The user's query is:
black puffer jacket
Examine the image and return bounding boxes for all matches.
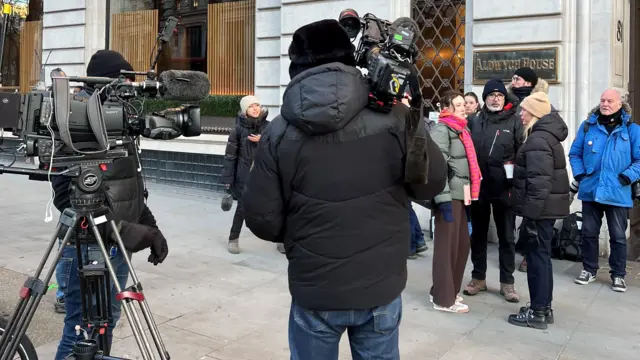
[511,111,570,220]
[242,63,446,311]
[221,111,269,198]
[468,94,524,201]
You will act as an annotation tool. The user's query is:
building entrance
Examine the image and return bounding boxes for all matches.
[411,0,465,113]
[628,0,640,261]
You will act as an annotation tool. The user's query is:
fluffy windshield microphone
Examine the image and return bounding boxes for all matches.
[159,70,210,101]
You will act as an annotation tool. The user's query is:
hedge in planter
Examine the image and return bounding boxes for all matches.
[143,95,243,117]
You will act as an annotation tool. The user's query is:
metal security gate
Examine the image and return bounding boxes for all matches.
[411,0,466,112]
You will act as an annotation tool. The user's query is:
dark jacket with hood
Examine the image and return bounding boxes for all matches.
[242,63,446,311]
[221,110,269,198]
[51,87,157,235]
[512,111,570,220]
[468,93,524,202]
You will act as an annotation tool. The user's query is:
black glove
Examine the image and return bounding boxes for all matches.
[618,173,632,186]
[521,218,539,245]
[574,173,586,182]
[118,222,169,265]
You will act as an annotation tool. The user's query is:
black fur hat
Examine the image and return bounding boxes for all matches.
[288,19,356,79]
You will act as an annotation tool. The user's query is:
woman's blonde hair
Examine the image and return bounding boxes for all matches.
[522,113,539,141]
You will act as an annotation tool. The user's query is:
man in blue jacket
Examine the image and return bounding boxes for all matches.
[569,89,640,292]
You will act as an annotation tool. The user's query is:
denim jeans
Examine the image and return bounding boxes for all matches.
[55,242,71,299]
[581,201,629,279]
[55,243,130,360]
[289,295,402,360]
[409,205,425,253]
[525,219,554,310]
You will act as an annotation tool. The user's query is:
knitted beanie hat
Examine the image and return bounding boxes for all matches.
[520,92,551,118]
[240,95,260,115]
[514,66,538,87]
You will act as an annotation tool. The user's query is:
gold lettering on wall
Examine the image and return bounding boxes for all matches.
[473,47,559,84]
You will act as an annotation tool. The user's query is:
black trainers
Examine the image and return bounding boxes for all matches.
[508,307,547,330]
[612,277,627,292]
[416,243,428,254]
[54,297,65,314]
[407,252,418,260]
[574,270,596,285]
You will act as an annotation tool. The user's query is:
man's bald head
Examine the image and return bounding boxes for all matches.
[599,88,623,115]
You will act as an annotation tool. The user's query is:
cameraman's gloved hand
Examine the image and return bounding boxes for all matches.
[521,218,539,245]
[118,222,169,265]
[437,201,454,223]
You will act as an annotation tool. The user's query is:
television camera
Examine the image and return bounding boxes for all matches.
[338,8,421,112]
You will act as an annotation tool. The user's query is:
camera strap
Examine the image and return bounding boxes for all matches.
[87,91,111,151]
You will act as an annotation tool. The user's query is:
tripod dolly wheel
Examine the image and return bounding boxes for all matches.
[0,317,38,360]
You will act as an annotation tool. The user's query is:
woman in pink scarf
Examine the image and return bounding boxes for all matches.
[429,90,482,313]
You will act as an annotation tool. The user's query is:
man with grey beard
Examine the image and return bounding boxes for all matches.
[464,79,524,302]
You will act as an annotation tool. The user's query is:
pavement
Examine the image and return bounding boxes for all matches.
[2,172,640,360]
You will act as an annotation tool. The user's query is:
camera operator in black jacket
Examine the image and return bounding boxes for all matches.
[508,91,569,330]
[52,50,168,360]
[243,20,446,359]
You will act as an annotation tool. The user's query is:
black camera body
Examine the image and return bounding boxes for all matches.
[339,9,420,113]
[9,68,204,168]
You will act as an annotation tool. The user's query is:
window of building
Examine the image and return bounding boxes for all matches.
[108,0,255,95]
[0,0,44,93]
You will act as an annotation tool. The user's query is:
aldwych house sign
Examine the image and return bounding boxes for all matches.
[473,47,559,84]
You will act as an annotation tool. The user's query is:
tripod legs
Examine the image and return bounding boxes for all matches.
[87,215,169,360]
[0,210,79,360]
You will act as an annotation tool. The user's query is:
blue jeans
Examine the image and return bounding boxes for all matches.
[581,201,629,279]
[55,242,71,299]
[55,243,130,360]
[409,205,425,253]
[289,296,402,360]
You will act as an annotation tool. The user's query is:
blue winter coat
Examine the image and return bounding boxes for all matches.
[568,103,640,208]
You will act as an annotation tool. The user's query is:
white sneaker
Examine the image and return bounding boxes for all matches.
[430,294,463,303]
[433,302,469,313]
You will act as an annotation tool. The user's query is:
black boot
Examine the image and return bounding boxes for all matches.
[519,306,553,324]
[508,307,547,330]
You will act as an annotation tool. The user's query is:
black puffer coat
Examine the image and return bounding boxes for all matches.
[242,63,446,311]
[511,111,570,220]
[468,94,524,202]
[221,111,269,198]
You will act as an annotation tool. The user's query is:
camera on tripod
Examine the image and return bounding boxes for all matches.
[5,64,208,170]
[338,9,420,113]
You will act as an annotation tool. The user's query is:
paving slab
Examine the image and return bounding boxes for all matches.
[1,174,640,359]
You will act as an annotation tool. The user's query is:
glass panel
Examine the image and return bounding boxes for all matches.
[0,0,44,93]
[411,0,465,112]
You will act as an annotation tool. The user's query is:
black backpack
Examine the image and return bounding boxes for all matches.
[552,211,583,262]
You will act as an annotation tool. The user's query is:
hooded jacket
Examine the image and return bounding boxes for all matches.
[221,110,269,198]
[511,111,570,220]
[569,102,640,208]
[468,93,524,201]
[242,62,446,311]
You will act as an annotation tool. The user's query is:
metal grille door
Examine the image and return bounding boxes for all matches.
[411,0,466,112]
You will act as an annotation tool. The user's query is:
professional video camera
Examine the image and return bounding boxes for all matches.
[338,8,421,112]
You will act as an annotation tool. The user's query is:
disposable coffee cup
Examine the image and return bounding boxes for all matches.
[504,162,514,179]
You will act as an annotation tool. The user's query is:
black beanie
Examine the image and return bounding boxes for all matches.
[514,66,538,87]
[482,79,507,101]
[288,19,356,79]
[86,50,134,79]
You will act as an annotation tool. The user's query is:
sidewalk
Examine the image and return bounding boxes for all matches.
[1,174,639,359]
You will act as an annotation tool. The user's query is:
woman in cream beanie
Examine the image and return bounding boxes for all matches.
[508,91,570,330]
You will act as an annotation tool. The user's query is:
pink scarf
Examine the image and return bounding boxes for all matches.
[438,110,482,201]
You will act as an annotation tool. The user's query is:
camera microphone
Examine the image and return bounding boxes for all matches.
[158,70,210,102]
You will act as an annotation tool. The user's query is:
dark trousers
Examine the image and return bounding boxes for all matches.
[409,205,426,253]
[581,201,629,279]
[470,199,516,284]
[230,196,245,238]
[525,219,554,310]
[432,200,470,307]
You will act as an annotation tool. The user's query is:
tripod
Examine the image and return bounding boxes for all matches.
[0,164,170,360]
